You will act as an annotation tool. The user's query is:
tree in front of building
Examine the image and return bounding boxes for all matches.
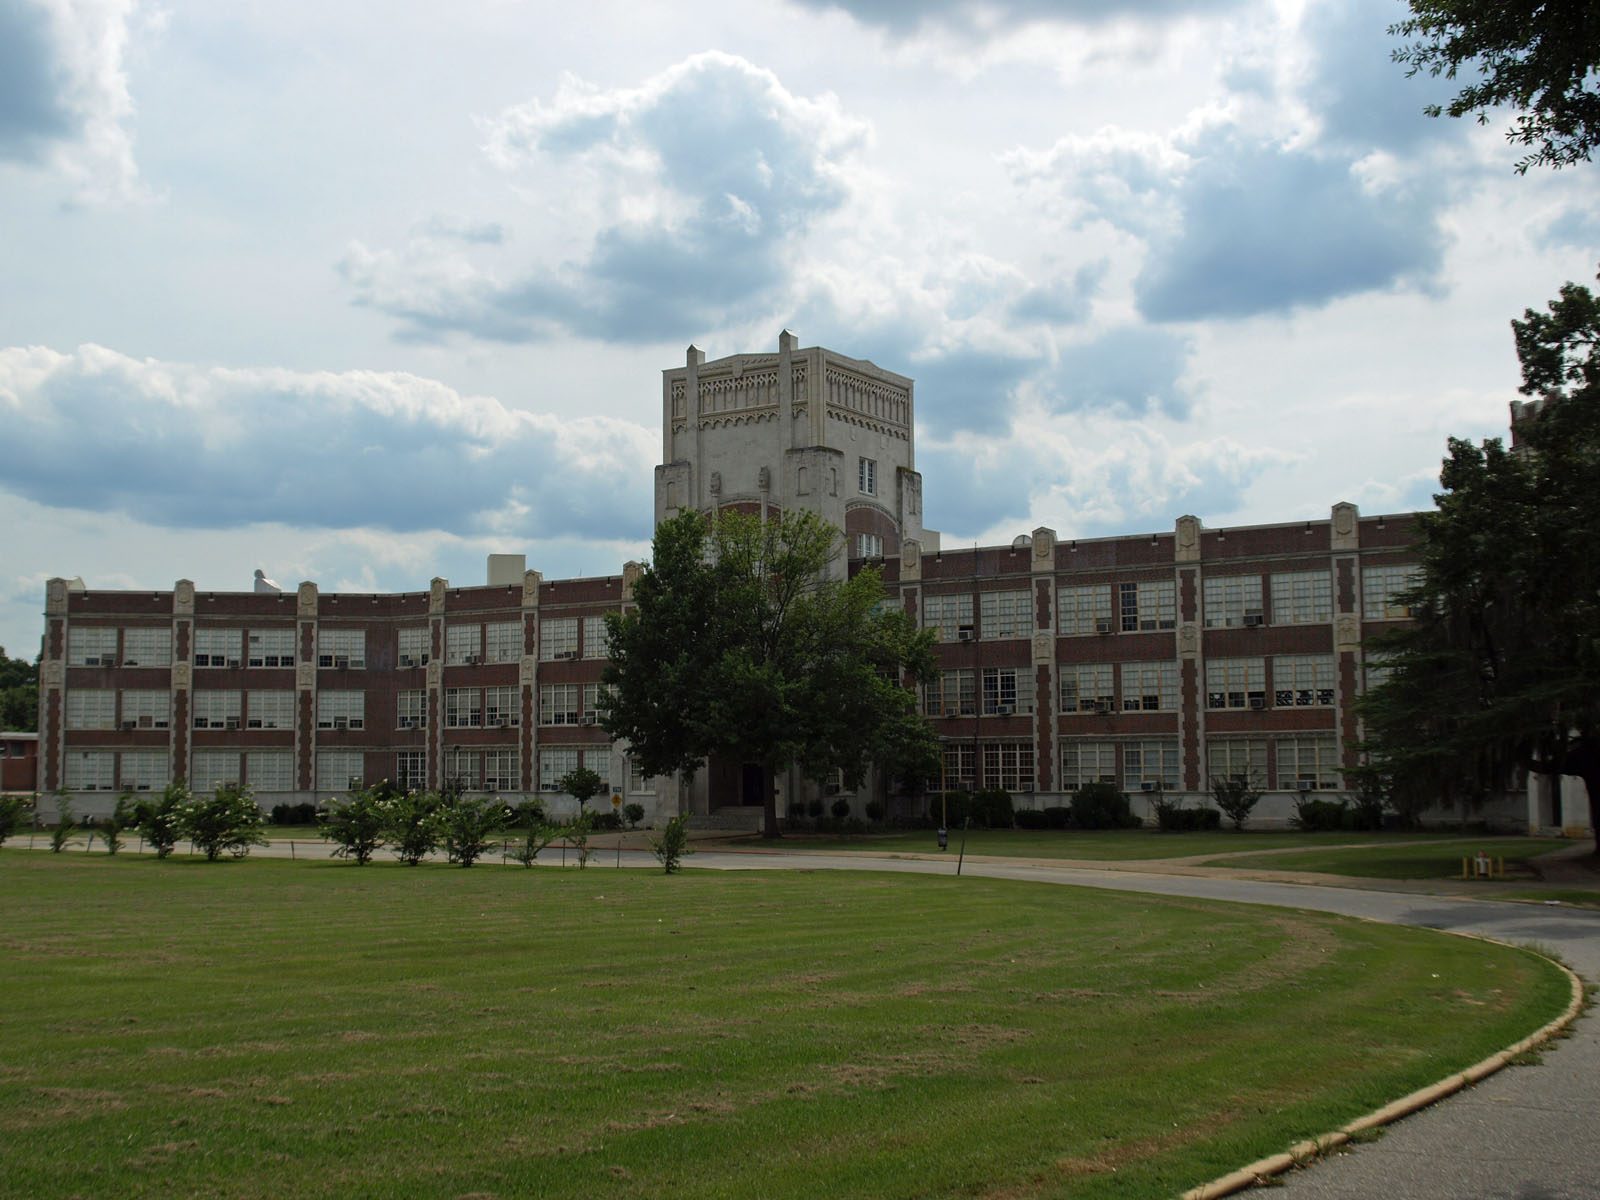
[557,766,607,813]
[135,782,188,859]
[1391,0,1600,172]
[321,785,389,865]
[1360,272,1600,851]
[0,646,38,732]
[601,508,938,839]
[179,783,268,861]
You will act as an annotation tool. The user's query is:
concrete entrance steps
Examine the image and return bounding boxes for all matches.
[688,807,764,833]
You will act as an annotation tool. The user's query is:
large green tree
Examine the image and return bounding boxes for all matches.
[0,647,38,732]
[1391,0,1600,172]
[601,508,939,839]
[1361,271,1600,849]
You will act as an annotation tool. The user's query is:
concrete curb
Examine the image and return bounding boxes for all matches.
[1179,937,1588,1200]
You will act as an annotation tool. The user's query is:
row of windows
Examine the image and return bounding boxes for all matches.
[68,617,618,671]
[62,749,658,796]
[1061,737,1342,792]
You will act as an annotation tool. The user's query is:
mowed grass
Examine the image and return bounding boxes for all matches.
[778,827,1541,862]
[1198,838,1570,880]
[0,853,1571,1200]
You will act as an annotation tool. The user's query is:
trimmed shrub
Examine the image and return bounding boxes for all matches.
[830,797,851,820]
[1154,798,1222,831]
[593,809,623,831]
[975,788,1014,829]
[807,799,824,819]
[1043,806,1071,830]
[1014,808,1048,830]
[1291,795,1350,832]
[1070,782,1140,829]
[864,799,886,823]
[623,802,645,829]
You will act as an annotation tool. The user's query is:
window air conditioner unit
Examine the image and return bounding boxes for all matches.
[334,655,350,669]
[1140,781,1156,792]
[490,717,507,728]
[581,715,597,726]
[84,656,102,666]
[225,717,240,730]
[124,660,138,667]
[227,658,241,668]
[460,654,476,665]
[122,720,136,730]
[334,717,348,729]
[957,628,973,641]
[997,704,1014,715]
[1243,613,1263,627]
[1095,620,1112,634]
[1249,697,1266,710]
[944,705,958,716]
[399,717,417,729]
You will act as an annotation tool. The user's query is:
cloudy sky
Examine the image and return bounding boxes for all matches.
[2,0,1594,661]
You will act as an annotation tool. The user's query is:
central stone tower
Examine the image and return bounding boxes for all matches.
[654,330,926,574]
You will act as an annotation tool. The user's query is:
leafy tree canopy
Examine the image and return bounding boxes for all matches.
[1391,0,1600,172]
[601,508,938,838]
[0,646,38,732]
[1360,271,1600,848]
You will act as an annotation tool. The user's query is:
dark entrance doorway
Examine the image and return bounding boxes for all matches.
[741,763,765,807]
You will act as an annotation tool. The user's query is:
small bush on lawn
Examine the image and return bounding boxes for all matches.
[830,797,851,820]
[1071,782,1141,829]
[380,789,441,866]
[435,794,510,867]
[102,795,134,856]
[180,784,268,861]
[650,812,694,873]
[135,782,189,859]
[321,785,388,865]
[623,802,645,829]
[269,802,319,825]
[0,794,30,847]
[1043,806,1071,830]
[1211,773,1264,831]
[1015,809,1048,830]
[593,809,623,831]
[1153,796,1222,831]
[807,799,824,818]
[49,794,75,852]
[1292,795,1351,832]
[864,799,886,823]
[975,788,1014,829]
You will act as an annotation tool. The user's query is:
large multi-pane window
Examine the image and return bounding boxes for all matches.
[485,621,523,664]
[1205,658,1266,709]
[120,751,167,791]
[925,669,974,716]
[1202,575,1264,627]
[316,751,364,790]
[1058,585,1113,635]
[66,690,115,730]
[121,690,171,730]
[483,751,518,791]
[858,456,877,495]
[979,591,1032,639]
[1119,581,1176,632]
[191,751,241,789]
[541,618,579,660]
[64,750,114,790]
[629,759,656,794]
[582,683,605,723]
[1206,738,1267,787]
[444,687,482,729]
[1362,565,1422,620]
[1061,740,1117,788]
[856,533,883,559]
[192,690,242,729]
[922,594,973,642]
[939,743,975,790]
[246,690,294,730]
[317,629,366,669]
[1276,735,1341,790]
[446,624,479,666]
[395,750,426,790]
[68,626,118,666]
[248,628,295,668]
[444,748,483,791]
[1120,661,1178,711]
[398,626,430,668]
[485,686,519,727]
[194,628,243,668]
[581,616,609,659]
[980,666,1036,715]
[539,684,579,725]
[1270,571,1332,624]
[1273,655,1336,707]
[982,742,1035,792]
[123,627,172,667]
[397,690,426,729]
[317,691,365,730]
[249,751,295,791]
[1061,664,1114,713]
[1123,740,1180,791]
[539,747,611,791]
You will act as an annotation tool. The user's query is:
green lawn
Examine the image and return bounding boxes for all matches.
[1197,838,1570,880]
[777,827,1525,861]
[0,852,1570,1199]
